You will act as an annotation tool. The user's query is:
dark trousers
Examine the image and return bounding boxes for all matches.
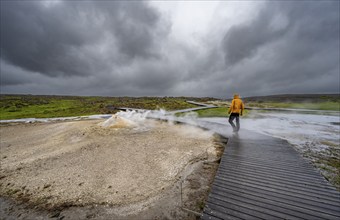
[229,113,240,131]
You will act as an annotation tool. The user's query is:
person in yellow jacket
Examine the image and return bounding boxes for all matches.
[228,93,244,132]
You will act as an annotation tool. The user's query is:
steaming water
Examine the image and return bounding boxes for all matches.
[2,108,338,154]
[100,115,137,128]
[114,110,339,154]
[199,112,340,153]
[100,109,213,138]
[99,110,154,132]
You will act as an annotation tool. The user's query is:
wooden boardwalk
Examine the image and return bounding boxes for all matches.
[201,131,340,220]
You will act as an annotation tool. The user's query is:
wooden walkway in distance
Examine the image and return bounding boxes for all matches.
[201,131,340,220]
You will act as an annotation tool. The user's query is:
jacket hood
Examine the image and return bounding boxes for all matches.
[233,94,240,99]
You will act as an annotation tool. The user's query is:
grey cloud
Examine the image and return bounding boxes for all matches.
[0,1,339,98]
[107,2,165,59]
[92,1,167,59]
[1,1,97,77]
[222,1,339,67]
[218,1,339,97]
[222,4,289,66]
[1,1,167,78]
[0,60,33,86]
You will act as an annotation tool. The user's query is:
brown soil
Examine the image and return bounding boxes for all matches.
[0,119,225,219]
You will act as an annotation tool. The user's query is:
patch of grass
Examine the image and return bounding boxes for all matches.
[5,188,20,196]
[207,99,339,111]
[320,141,339,148]
[333,175,340,190]
[197,199,205,210]
[195,107,228,117]
[324,158,340,169]
[315,151,340,190]
[246,101,340,111]
[0,95,218,120]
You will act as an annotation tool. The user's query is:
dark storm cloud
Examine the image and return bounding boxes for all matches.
[1,1,339,98]
[222,1,339,67]
[1,1,165,78]
[222,4,289,66]
[0,61,31,86]
[219,1,339,97]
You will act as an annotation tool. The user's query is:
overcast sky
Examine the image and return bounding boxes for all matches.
[1,1,339,98]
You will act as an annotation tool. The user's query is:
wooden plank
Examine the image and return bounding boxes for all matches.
[223,155,317,170]
[203,203,248,220]
[217,163,330,184]
[209,191,329,220]
[212,187,337,219]
[216,168,330,191]
[206,198,274,220]
[201,213,224,220]
[226,154,314,169]
[211,183,340,219]
[216,167,338,194]
[222,151,305,163]
[212,180,340,214]
[213,175,340,206]
[215,171,340,199]
[208,193,302,220]
[219,160,322,177]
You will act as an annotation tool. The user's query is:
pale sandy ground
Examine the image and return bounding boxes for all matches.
[0,119,225,219]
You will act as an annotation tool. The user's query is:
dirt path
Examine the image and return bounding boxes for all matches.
[0,119,225,219]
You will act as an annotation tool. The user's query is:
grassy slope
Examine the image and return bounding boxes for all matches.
[245,101,340,111]
[193,107,250,117]
[0,95,217,120]
[243,94,340,111]
[195,102,339,117]
[1,94,338,119]
[197,94,339,117]
[195,107,228,117]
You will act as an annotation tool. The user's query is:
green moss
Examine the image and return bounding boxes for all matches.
[316,156,340,190]
[326,158,340,169]
[197,199,205,210]
[186,107,249,118]
[333,175,340,190]
[6,188,20,195]
[320,141,339,148]
[246,101,340,111]
[195,107,228,117]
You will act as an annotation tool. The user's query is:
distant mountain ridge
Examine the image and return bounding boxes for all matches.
[239,94,339,103]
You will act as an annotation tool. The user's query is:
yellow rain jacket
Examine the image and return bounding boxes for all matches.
[228,94,244,115]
